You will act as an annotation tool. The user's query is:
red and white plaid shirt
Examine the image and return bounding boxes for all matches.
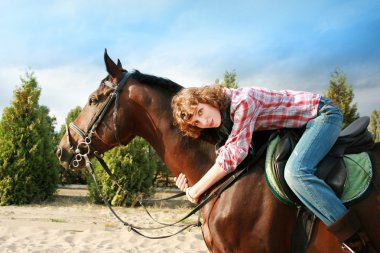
[216,87,321,173]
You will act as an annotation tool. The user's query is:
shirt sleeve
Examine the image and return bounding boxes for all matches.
[215,98,259,173]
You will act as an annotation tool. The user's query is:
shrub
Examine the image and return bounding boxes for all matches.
[87,137,155,206]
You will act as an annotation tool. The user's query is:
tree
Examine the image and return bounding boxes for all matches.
[0,72,59,205]
[215,70,239,88]
[369,110,380,142]
[324,70,359,128]
[87,137,156,206]
[58,106,87,184]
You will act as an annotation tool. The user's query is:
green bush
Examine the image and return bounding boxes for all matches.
[87,137,156,206]
[0,73,59,205]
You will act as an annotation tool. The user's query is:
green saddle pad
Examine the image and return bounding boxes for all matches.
[265,135,373,206]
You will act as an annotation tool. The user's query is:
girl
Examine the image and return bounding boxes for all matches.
[171,85,373,253]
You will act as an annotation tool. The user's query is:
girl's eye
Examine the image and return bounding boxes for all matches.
[198,108,203,116]
[193,121,199,126]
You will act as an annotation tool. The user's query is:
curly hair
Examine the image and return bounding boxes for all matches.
[171,85,229,138]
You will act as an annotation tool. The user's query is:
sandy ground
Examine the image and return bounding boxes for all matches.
[0,187,209,253]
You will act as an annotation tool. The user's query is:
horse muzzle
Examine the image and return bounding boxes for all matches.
[56,146,70,169]
[56,145,83,169]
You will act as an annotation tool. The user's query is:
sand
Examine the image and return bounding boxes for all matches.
[0,187,209,253]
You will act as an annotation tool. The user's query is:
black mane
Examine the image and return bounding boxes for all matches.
[131,70,183,94]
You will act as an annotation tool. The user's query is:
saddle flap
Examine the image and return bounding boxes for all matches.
[330,117,374,157]
[338,117,369,140]
[316,158,347,197]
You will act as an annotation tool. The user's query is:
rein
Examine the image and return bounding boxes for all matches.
[83,154,198,239]
[85,138,269,239]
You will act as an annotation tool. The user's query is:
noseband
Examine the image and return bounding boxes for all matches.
[65,72,132,168]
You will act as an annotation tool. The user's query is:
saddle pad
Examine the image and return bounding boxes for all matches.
[265,136,373,206]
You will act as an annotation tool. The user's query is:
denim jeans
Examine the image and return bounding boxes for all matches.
[284,97,346,226]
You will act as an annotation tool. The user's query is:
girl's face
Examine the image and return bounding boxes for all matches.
[188,103,221,129]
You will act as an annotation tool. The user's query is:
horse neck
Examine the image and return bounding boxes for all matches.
[126,83,215,184]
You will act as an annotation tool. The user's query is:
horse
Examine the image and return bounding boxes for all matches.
[56,51,380,253]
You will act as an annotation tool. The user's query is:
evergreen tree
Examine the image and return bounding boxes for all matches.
[87,137,155,206]
[369,109,380,142]
[215,70,239,88]
[324,70,359,128]
[0,72,59,205]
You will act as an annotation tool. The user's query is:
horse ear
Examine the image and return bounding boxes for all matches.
[104,49,122,78]
[117,59,123,69]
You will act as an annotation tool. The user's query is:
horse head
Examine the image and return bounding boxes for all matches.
[57,50,140,169]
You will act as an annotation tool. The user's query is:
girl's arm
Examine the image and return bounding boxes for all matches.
[186,163,227,203]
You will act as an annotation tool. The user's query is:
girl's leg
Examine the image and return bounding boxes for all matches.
[284,98,345,226]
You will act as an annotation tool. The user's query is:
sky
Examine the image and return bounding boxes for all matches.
[0,0,379,130]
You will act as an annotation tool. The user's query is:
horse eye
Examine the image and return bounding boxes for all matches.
[89,96,98,106]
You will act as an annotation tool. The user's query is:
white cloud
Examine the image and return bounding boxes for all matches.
[36,64,106,128]
[0,63,105,130]
[0,68,22,107]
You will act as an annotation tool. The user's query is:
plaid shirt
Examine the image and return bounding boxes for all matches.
[216,87,321,173]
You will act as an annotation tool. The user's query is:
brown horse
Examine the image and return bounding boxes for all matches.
[57,51,380,253]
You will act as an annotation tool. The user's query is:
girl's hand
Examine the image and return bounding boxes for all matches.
[186,187,199,204]
[174,173,199,204]
[174,173,188,192]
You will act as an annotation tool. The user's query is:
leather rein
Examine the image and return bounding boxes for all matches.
[63,71,268,239]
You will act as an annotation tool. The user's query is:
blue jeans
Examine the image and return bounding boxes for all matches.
[284,97,346,226]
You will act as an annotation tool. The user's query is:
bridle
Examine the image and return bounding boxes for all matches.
[64,71,132,168]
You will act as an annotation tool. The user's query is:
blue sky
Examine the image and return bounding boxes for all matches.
[0,0,379,129]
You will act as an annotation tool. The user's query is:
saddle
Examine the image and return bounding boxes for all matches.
[271,116,375,206]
